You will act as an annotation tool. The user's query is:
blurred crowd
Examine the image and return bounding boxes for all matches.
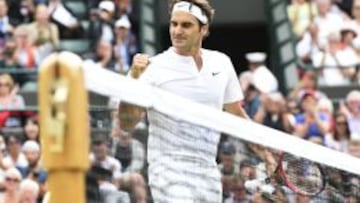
[0,0,359,203]
[290,0,360,86]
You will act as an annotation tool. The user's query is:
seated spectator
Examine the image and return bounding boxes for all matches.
[339,22,358,51]
[218,141,239,200]
[2,135,28,169]
[239,159,256,181]
[89,136,122,186]
[0,167,22,203]
[7,0,35,25]
[110,124,146,202]
[296,23,324,64]
[314,0,344,43]
[47,0,83,38]
[17,140,46,200]
[89,165,130,203]
[0,0,16,49]
[86,40,117,71]
[317,97,335,129]
[224,175,250,203]
[113,15,137,74]
[254,92,294,133]
[294,91,331,144]
[327,113,351,152]
[19,179,39,203]
[0,74,25,128]
[88,1,116,50]
[26,4,59,52]
[340,90,360,139]
[23,115,39,142]
[287,70,327,102]
[241,79,261,119]
[287,0,318,38]
[115,0,133,17]
[13,25,40,69]
[0,37,21,68]
[312,31,359,85]
[0,74,25,110]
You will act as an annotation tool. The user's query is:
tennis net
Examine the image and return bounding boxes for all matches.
[83,60,360,202]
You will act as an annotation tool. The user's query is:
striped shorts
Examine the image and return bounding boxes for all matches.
[148,159,222,203]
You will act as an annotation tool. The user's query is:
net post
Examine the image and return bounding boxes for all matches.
[38,52,89,203]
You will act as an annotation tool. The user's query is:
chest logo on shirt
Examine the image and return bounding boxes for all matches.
[212,72,221,76]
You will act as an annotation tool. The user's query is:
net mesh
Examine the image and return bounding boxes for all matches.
[84,61,360,203]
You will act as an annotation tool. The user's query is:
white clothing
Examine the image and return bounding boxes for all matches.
[252,65,278,93]
[312,48,359,85]
[140,47,243,202]
[296,32,323,59]
[2,153,28,168]
[314,13,343,41]
[89,154,122,179]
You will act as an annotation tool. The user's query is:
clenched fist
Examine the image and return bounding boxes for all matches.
[130,53,150,79]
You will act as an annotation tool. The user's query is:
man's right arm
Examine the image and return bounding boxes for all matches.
[118,54,150,132]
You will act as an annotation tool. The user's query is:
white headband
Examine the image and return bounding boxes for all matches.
[172,1,208,24]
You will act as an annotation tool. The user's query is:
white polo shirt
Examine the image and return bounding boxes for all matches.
[140,47,243,165]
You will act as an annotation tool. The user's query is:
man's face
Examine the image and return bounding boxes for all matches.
[93,142,107,160]
[24,150,40,165]
[170,11,206,53]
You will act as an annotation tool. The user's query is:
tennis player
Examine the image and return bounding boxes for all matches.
[120,0,250,202]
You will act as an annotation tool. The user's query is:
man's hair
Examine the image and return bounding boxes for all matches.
[168,0,215,24]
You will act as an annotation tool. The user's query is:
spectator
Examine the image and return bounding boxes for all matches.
[13,25,40,69]
[110,124,146,202]
[239,159,256,181]
[18,141,46,182]
[87,40,117,71]
[287,70,327,101]
[340,90,360,139]
[0,0,16,50]
[23,115,39,142]
[88,1,116,49]
[47,0,83,38]
[296,22,324,64]
[339,22,358,51]
[0,37,20,68]
[2,134,28,168]
[241,77,261,119]
[218,141,238,200]
[7,0,35,25]
[26,4,59,52]
[113,15,137,74]
[0,74,25,110]
[90,165,130,203]
[287,0,318,38]
[329,113,351,152]
[19,179,39,203]
[89,136,122,186]
[245,52,278,94]
[314,0,344,42]
[294,91,331,144]
[254,92,294,133]
[115,0,133,17]
[312,31,359,85]
[224,175,250,203]
[317,97,335,128]
[0,167,22,203]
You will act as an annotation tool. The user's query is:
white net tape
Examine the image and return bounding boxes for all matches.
[83,60,360,176]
